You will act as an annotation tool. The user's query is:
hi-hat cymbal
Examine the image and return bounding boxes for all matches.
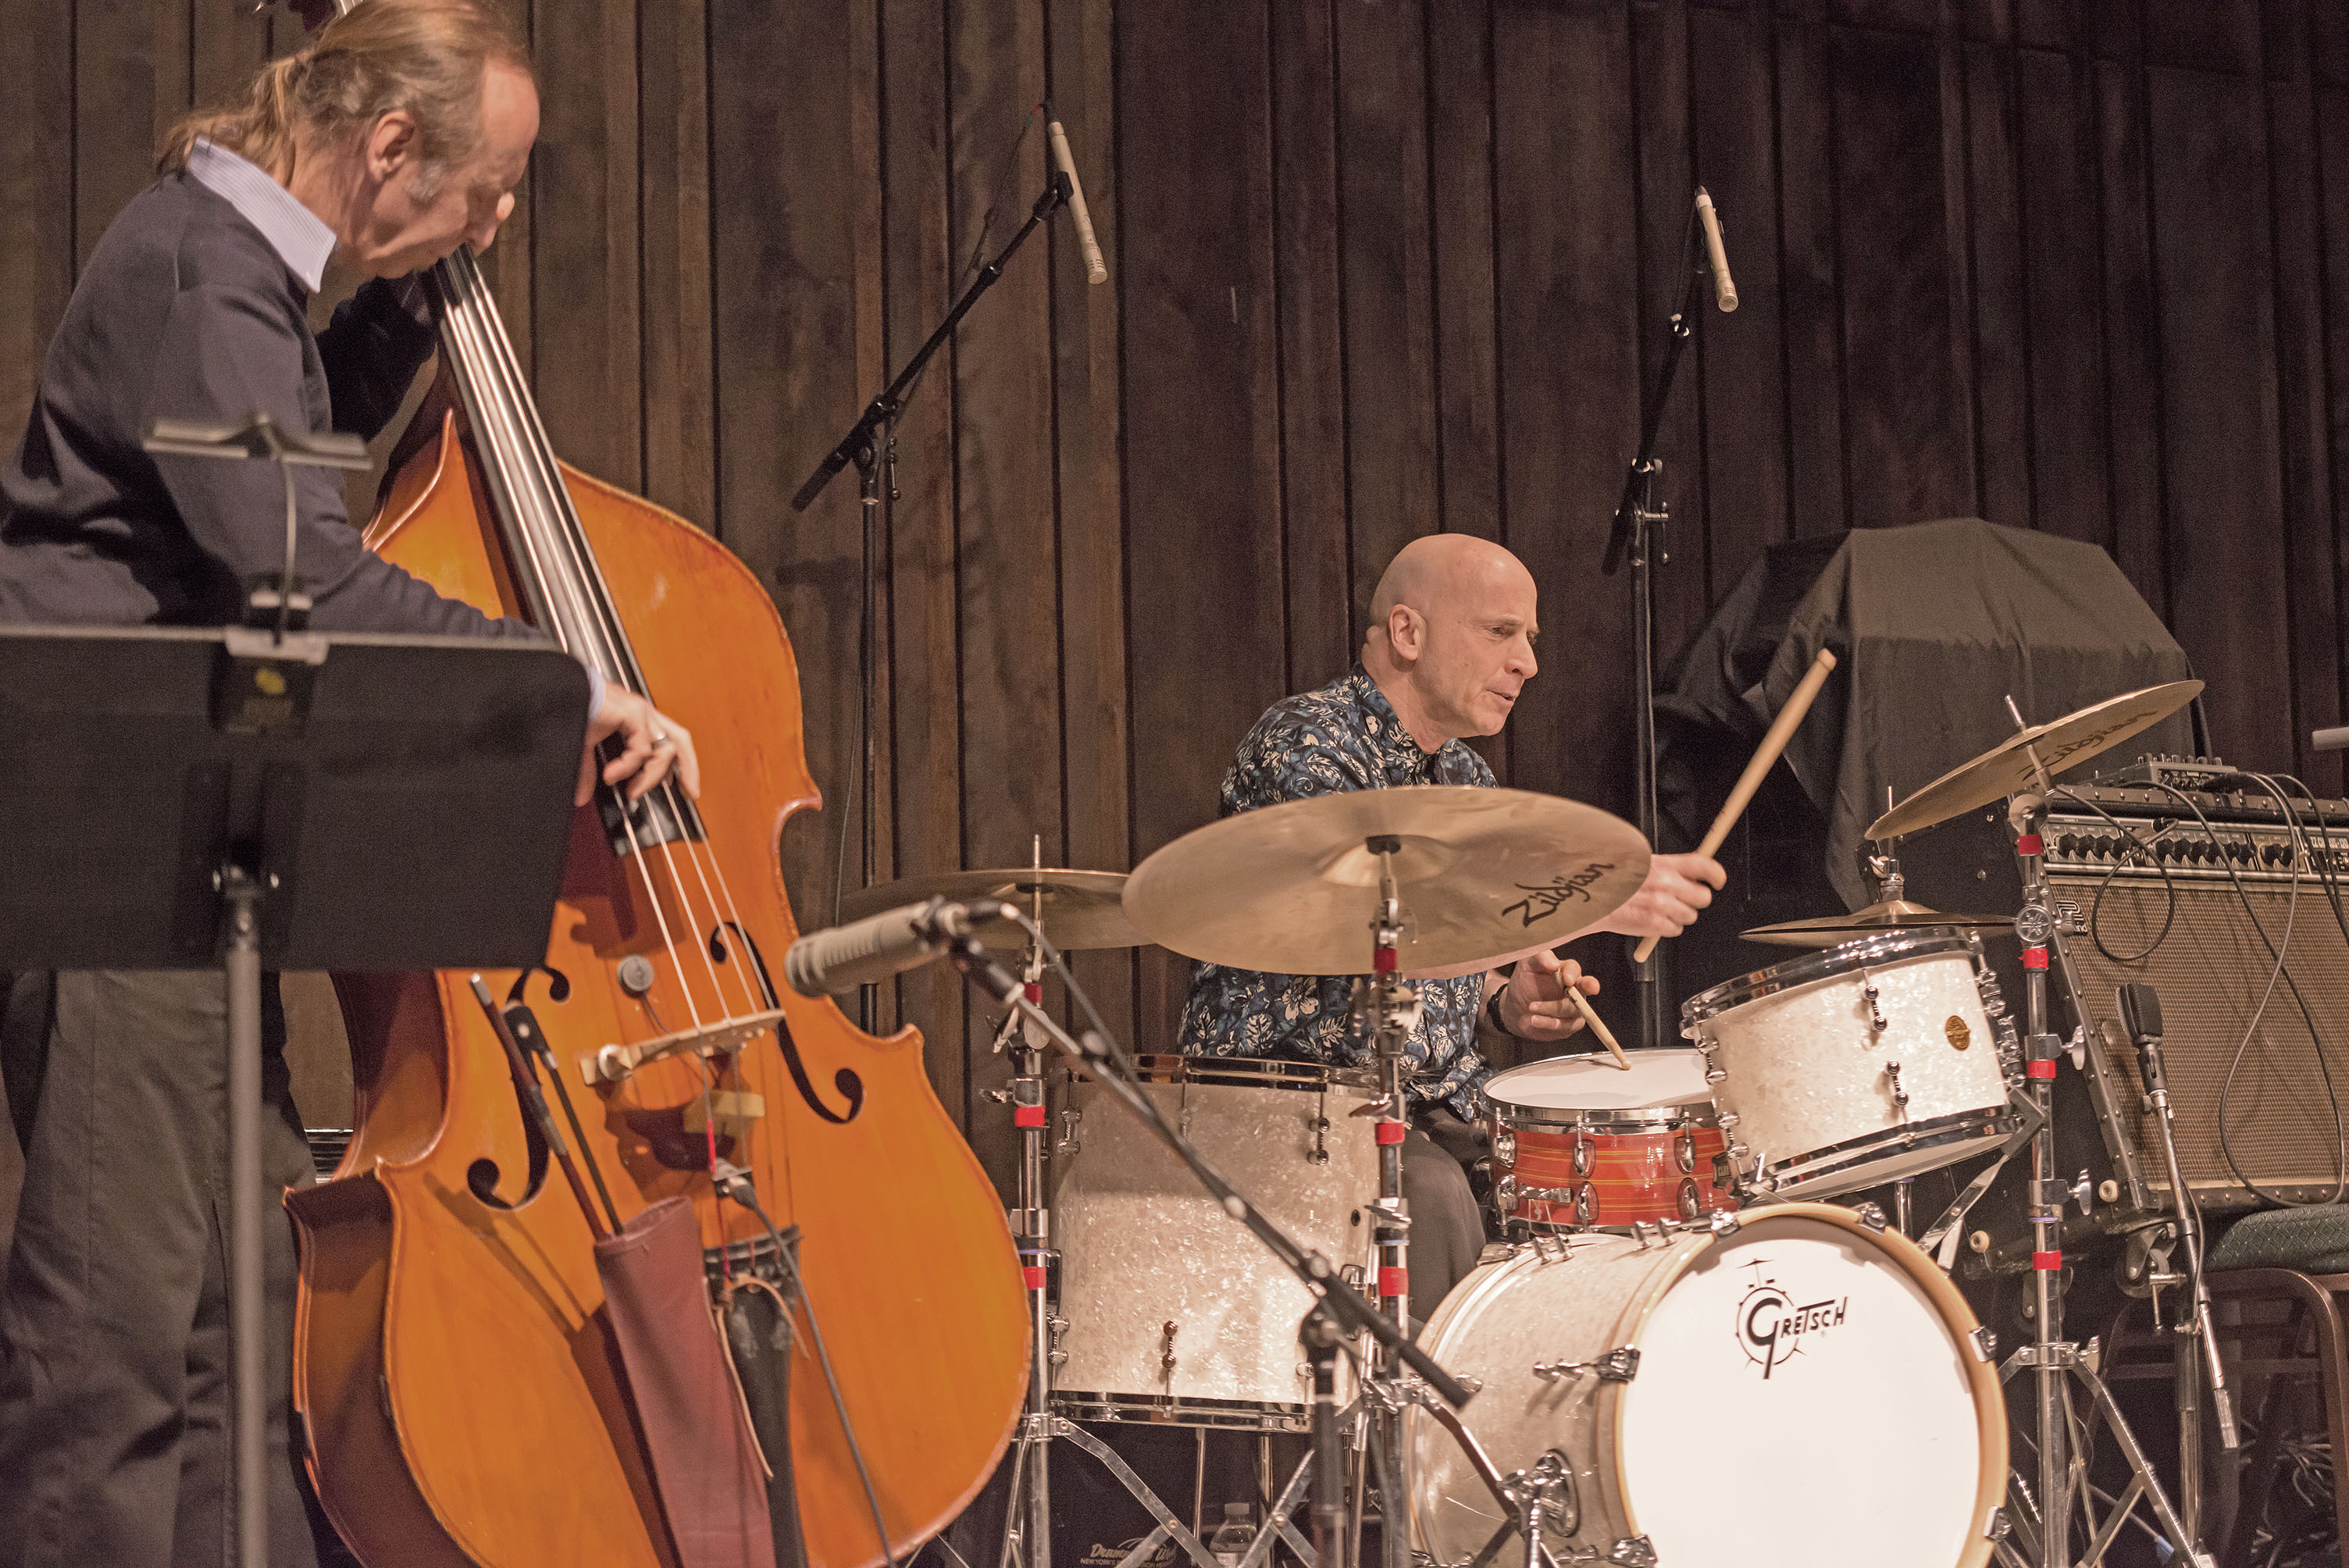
[1741,899,2012,947]
[837,868,1141,950]
[1866,680,2202,842]
[1122,785,1650,978]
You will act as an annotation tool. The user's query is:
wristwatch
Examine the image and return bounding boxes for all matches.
[1484,990,1526,1041]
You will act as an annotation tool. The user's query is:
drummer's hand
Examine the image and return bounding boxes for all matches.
[1498,950,1601,1042]
[1602,853,1727,939]
[581,686,701,806]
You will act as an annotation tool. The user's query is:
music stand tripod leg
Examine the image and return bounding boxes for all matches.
[222,866,269,1568]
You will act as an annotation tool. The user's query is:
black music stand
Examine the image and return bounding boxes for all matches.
[0,623,586,1568]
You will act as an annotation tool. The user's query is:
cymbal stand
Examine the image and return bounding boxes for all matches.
[991,912,1061,1568]
[1362,838,1418,1568]
[2000,750,2209,1568]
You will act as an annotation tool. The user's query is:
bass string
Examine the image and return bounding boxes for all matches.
[437,253,779,1117]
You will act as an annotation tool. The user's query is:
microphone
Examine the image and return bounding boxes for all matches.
[1695,187,1738,312]
[2116,982,2165,1093]
[783,897,1014,997]
[1048,116,1108,286]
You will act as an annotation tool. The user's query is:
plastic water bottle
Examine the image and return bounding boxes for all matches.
[1207,1502,1255,1568]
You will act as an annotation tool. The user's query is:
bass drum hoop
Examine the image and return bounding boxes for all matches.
[1409,1203,2008,1568]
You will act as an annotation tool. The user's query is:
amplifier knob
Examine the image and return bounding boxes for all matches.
[2056,833,2080,857]
[2263,843,2290,865]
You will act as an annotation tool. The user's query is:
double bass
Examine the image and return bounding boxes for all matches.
[281,9,1029,1564]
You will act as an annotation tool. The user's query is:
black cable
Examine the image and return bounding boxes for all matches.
[2046,786,2179,962]
[711,1164,900,1568]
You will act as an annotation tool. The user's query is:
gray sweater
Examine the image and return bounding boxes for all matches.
[0,170,524,637]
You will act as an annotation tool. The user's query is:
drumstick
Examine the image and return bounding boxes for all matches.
[1567,986,1631,1071]
[1631,646,1838,965]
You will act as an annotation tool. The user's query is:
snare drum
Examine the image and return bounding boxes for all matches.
[1681,931,2018,1199]
[1406,1204,2007,1568]
[1485,1051,1734,1231]
[1052,1056,1376,1430]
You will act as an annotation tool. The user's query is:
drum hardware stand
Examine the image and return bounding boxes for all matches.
[939,918,1474,1568]
[1997,707,2212,1568]
[1361,839,1420,1568]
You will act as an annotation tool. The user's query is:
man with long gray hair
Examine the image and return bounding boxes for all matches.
[0,5,690,1563]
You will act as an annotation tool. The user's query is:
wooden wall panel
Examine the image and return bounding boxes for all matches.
[2145,64,2294,770]
[2,0,2347,1235]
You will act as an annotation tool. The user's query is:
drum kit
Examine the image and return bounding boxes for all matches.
[843,678,2226,1568]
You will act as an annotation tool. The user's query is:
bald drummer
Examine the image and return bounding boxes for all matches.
[1177,533,1727,1320]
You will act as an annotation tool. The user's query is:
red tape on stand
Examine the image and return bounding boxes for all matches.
[2026,1060,2057,1081]
[2023,947,2048,971]
[2033,1251,2062,1272]
[1022,1265,1046,1290]
[1014,1105,1046,1128]
[1023,982,1043,1005]
[1379,1267,1407,1299]
[1373,947,1399,974]
[1376,1121,1405,1146]
[2017,833,2044,857]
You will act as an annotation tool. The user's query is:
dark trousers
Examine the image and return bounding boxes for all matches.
[0,971,329,1568]
[1403,1114,1488,1327]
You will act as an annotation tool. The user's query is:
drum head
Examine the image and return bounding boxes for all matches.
[1617,1212,1991,1566]
[1485,1049,1713,1114]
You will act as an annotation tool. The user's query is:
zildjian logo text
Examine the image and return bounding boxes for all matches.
[1500,863,1618,928]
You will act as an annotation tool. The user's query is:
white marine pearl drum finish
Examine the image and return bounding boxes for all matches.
[1681,932,2019,1199]
[1051,1057,1378,1429]
[1406,1205,2007,1568]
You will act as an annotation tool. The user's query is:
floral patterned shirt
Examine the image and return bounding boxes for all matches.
[1176,665,1495,1120]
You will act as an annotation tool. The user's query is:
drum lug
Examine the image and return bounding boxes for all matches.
[1707,1209,1741,1238]
[1675,1130,1696,1173]
[1532,1345,1640,1384]
[1983,1505,2011,1541]
[1529,1231,1573,1263]
[1477,1242,1520,1266]
[1491,1127,1516,1166]
[1157,1320,1178,1385]
[1852,1201,1887,1233]
[1574,1185,1595,1226]
[1969,1325,1998,1362]
[1605,1538,1658,1568]
[1677,1178,1702,1219]
[1572,1131,1594,1176]
[1055,1105,1082,1156]
[1861,971,1887,1032]
[1884,1058,1910,1121]
[1702,1062,1727,1085]
[1495,1174,1519,1214]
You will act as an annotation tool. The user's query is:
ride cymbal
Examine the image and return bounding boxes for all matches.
[1741,899,2012,947]
[838,868,1141,951]
[1866,680,2201,841]
[1122,785,1650,978]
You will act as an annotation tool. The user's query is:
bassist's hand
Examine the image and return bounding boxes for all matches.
[582,687,700,807]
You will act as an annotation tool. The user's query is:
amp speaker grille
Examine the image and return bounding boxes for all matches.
[2051,875,2349,1208]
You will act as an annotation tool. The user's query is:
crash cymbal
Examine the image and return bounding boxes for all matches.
[837,868,1141,951]
[1741,899,2012,947]
[1122,785,1650,978]
[1866,680,2202,841]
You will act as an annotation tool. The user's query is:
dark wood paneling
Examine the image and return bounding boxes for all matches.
[1689,0,1790,593]
[5,0,2349,1229]
[1117,0,1286,1050]
[1335,0,1439,634]
[948,0,1059,1169]
[2145,64,2294,769]
[1271,0,1353,694]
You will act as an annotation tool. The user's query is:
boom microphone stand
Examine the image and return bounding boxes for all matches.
[1601,191,1725,1053]
[790,164,1077,1030]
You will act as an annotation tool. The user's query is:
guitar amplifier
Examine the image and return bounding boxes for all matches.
[2044,775,2349,1213]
